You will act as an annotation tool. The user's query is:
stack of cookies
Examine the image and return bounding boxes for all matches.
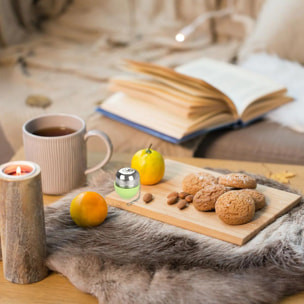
[181,172,266,225]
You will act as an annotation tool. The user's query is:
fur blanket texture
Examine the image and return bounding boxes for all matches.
[44,167,304,304]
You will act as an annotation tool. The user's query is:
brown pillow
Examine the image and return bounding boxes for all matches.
[238,0,304,63]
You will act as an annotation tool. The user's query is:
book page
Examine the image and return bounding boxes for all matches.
[109,82,229,118]
[121,60,222,97]
[121,59,238,116]
[240,95,293,123]
[176,58,286,116]
[100,93,234,139]
[111,77,215,106]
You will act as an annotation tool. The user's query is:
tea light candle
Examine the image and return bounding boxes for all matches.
[1,161,36,178]
[0,161,48,284]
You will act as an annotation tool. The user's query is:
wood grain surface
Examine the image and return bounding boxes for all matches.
[106,159,301,245]
[0,170,48,284]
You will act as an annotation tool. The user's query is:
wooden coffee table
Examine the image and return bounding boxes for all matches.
[1,150,304,304]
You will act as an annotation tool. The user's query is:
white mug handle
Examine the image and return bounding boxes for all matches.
[84,130,113,175]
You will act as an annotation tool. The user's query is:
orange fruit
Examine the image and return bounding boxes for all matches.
[70,191,108,227]
[131,145,165,185]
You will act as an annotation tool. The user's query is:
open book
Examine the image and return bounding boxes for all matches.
[97,58,292,143]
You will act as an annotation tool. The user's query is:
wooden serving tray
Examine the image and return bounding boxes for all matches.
[106,159,301,245]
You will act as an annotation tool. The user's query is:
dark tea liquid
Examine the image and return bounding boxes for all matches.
[33,126,76,137]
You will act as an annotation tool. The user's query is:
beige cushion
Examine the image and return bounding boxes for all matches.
[0,122,14,163]
[238,0,304,63]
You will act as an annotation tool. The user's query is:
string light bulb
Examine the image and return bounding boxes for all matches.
[175,0,234,42]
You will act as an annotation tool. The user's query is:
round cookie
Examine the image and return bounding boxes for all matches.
[218,173,257,189]
[240,189,266,211]
[182,172,218,195]
[215,190,255,225]
[193,184,226,211]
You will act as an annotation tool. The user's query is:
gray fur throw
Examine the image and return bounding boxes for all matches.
[44,167,304,304]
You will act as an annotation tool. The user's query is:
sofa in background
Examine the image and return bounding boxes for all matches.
[0,0,304,165]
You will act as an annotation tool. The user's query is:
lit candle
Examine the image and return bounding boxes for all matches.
[0,161,36,179]
[0,160,48,284]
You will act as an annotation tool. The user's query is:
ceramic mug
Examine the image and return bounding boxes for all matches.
[22,113,113,195]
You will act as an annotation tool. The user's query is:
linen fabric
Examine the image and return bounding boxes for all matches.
[238,0,304,63]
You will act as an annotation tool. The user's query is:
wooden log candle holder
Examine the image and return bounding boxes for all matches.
[0,161,48,284]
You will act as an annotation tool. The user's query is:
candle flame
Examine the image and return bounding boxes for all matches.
[16,166,22,176]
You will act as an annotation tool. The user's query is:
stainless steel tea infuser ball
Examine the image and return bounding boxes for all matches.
[114,167,140,200]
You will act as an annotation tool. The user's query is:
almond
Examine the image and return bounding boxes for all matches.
[167,196,178,205]
[177,199,188,210]
[143,193,153,203]
[185,195,193,203]
[178,192,189,199]
[167,192,178,199]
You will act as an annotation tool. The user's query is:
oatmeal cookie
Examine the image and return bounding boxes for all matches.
[218,173,257,189]
[182,172,217,195]
[193,184,226,211]
[215,190,255,225]
[240,189,266,211]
